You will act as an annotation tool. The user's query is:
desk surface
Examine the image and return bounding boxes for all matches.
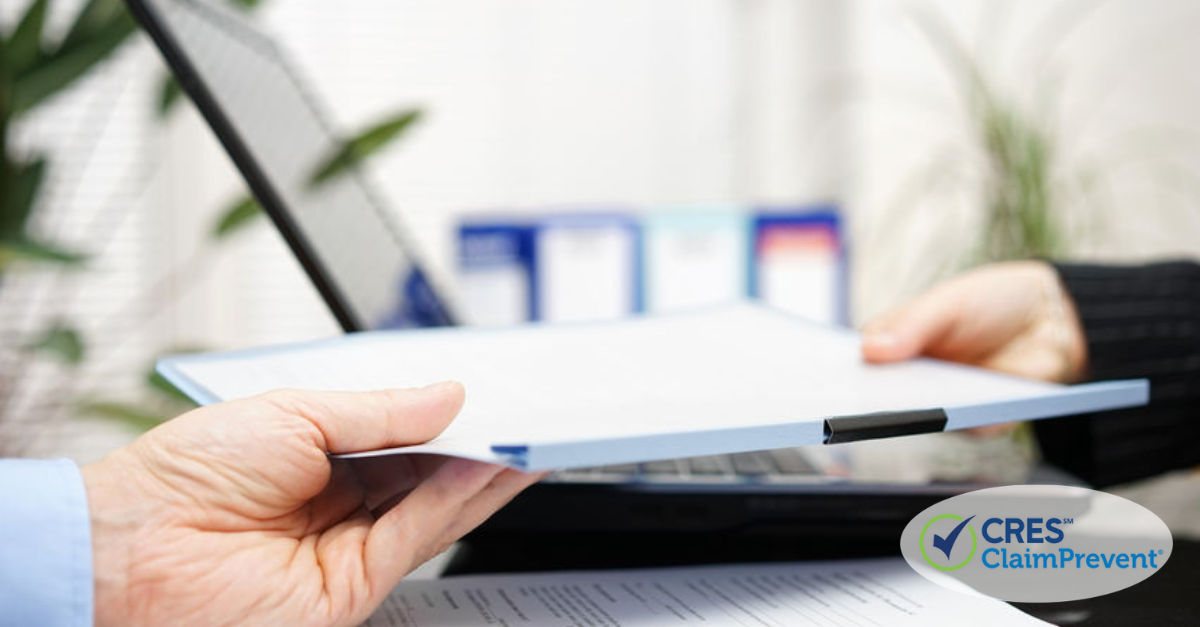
[446,536,1200,626]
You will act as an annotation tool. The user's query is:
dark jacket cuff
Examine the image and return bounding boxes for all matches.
[1053,261,1200,403]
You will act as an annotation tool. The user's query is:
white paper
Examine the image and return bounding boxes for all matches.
[757,228,839,325]
[459,266,531,327]
[159,304,1147,469]
[537,222,638,322]
[760,252,836,324]
[643,213,747,313]
[365,558,1049,627]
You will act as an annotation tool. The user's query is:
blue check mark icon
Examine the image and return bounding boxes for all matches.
[932,515,975,561]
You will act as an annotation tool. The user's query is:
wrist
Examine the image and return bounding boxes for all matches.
[1038,263,1088,383]
[82,455,137,627]
[1059,285,1088,382]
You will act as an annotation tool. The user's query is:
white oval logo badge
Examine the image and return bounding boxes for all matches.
[899,485,1172,602]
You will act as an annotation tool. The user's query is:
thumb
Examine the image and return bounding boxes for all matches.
[259,381,466,454]
[861,285,961,364]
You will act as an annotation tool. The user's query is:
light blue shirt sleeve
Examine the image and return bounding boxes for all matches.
[0,459,93,627]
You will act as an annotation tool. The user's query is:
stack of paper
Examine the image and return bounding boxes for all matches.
[158,304,1147,470]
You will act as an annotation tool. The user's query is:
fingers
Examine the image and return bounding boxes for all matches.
[861,284,962,364]
[350,454,448,511]
[263,381,466,454]
[301,459,369,534]
[435,468,547,546]
[964,422,1018,439]
[362,458,506,594]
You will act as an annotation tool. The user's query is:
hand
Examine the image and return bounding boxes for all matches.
[861,261,1089,433]
[861,261,1088,381]
[82,382,544,627]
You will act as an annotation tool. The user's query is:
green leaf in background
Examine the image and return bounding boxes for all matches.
[59,0,129,53]
[11,10,136,116]
[1,157,45,238]
[211,194,262,239]
[156,74,184,117]
[0,236,86,269]
[308,109,422,188]
[903,4,1066,265]
[78,400,165,432]
[25,322,85,365]
[8,0,49,76]
[227,0,266,7]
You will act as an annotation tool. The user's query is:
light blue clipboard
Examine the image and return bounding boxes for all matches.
[157,305,1149,471]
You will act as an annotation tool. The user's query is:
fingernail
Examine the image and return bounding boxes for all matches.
[863,332,900,349]
[420,380,463,393]
[415,377,465,398]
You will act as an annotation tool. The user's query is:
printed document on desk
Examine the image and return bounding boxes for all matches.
[157,303,1148,471]
[365,558,1050,626]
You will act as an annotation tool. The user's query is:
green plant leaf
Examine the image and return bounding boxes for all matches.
[60,0,129,53]
[8,0,49,75]
[308,109,422,188]
[1,157,46,238]
[211,195,262,239]
[78,400,165,432]
[156,74,183,117]
[228,0,267,7]
[0,236,86,269]
[11,10,136,116]
[25,323,86,365]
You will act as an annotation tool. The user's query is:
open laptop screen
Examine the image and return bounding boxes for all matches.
[129,0,454,330]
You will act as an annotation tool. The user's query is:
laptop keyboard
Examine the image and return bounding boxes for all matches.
[552,448,821,484]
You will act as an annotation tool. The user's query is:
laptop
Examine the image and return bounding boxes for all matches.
[127,0,1079,548]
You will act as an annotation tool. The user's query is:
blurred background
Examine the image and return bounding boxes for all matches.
[2,0,1198,524]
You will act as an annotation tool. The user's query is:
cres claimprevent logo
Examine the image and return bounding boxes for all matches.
[920,514,976,571]
[900,485,1173,602]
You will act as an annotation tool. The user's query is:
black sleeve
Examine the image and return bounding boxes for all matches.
[1033,261,1200,487]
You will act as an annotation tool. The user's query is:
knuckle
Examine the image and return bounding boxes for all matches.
[257,388,330,444]
[259,387,304,410]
